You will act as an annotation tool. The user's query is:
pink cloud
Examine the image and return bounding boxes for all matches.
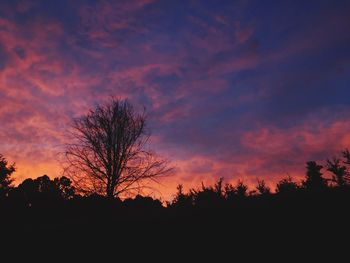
[240,118,350,181]
[235,22,254,44]
[152,114,350,199]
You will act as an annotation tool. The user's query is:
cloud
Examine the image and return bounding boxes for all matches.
[0,0,349,200]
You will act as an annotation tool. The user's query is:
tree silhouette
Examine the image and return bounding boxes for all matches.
[342,149,350,165]
[224,180,248,200]
[64,98,171,198]
[191,179,224,207]
[302,161,327,190]
[0,154,16,197]
[256,179,271,196]
[276,176,299,194]
[123,194,163,212]
[54,176,76,199]
[235,180,248,198]
[326,157,349,187]
[16,178,37,204]
[224,183,236,200]
[15,175,76,205]
[170,184,193,208]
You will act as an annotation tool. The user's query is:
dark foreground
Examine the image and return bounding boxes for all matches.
[2,190,349,260]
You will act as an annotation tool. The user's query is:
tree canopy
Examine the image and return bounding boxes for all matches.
[64,98,171,198]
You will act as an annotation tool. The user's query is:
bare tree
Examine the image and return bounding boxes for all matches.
[63,98,171,198]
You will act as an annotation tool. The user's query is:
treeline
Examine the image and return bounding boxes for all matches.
[2,150,350,254]
[1,150,350,216]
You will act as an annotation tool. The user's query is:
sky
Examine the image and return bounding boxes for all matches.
[1,0,350,200]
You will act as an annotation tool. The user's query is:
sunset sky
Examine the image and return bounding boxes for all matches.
[1,0,350,200]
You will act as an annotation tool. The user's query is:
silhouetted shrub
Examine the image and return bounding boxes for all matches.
[327,157,349,187]
[123,194,163,214]
[255,179,271,196]
[302,161,328,190]
[224,180,248,200]
[235,180,248,198]
[276,176,300,194]
[191,179,224,208]
[170,184,193,209]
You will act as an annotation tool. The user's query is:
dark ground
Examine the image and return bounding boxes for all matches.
[2,195,349,261]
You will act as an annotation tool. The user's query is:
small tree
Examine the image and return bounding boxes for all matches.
[302,161,327,190]
[224,180,248,199]
[276,176,299,194]
[326,157,349,187]
[190,179,224,207]
[235,180,248,198]
[214,177,224,196]
[256,179,271,196]
[224,183,236,200]
[64,98,171,198]
[170,184,193,208]
[0,154,16,197]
